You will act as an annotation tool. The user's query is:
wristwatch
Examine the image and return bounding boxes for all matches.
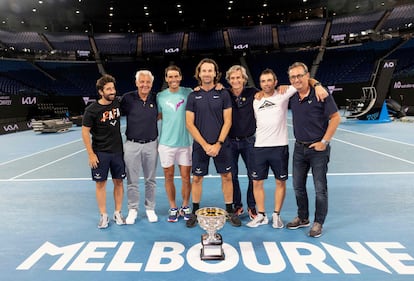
[314,82,321,87]
[321,139,329,146]
[217,141,224,145]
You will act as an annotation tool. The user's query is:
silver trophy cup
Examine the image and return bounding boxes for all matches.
[195,207,227,260]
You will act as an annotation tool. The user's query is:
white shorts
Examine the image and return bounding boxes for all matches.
[158,144,192,168]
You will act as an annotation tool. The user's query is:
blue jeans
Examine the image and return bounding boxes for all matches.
[292,141,330,225]
[230,135,256,209]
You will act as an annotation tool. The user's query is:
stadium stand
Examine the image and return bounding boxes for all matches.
[0,30,48,53]
[385,37,414,77]
[381,3,414,31]
[1,2,414,132]
[277,19,326,46]
[187,30,226,52]
[246,50,318,86]
[0,74,34,95]
[329,10,385,36]
[142,32,184,54]
[94,33,138,55]
[35,61,100,96]
[227,25,273,50]
[44,32,91,52]
[0,58,55,95]
[317,38,402,85]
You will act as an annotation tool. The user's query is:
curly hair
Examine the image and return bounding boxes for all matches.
[96,74,116,92]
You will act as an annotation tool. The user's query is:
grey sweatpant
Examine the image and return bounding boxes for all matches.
[124,140,158,211]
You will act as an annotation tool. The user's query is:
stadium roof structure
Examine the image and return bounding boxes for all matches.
[1,0,413,34]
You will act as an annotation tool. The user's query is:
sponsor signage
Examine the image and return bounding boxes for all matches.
[21,96,37,105]
[393,81,414,89]
[0,95,12,106]
[0,120,32,135]
[390,78,414,105]
[233,43,249,50]
[164,47,180,54]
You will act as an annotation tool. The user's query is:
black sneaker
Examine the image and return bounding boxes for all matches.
[286,217,310,229]
[247,207,257,220]
[185,213,198,228]
[227,213,242,227]
[234,206,244,216]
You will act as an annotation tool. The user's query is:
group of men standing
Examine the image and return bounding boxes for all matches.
[82,58,340,238]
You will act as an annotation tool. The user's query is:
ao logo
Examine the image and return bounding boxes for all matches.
[383,61,395,68]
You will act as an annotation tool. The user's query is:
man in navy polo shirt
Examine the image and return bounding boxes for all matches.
[120,70,159,225]
[185,58,241,228]
[225,65,259,220]
[286,62,341,238]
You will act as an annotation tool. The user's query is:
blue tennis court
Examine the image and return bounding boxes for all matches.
[1,115,414,281]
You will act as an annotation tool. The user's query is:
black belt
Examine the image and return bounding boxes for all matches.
[231,134,254,141]
[296,140,317,147]
[127,138,156,144]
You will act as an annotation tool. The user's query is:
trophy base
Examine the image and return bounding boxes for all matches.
[200,233,225,260]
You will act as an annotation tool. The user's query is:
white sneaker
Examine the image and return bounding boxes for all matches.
[272,212,284,229]
[98,213,109,229]
[126,209,138,225]
[146,209,158,223]
[246,213,268,228]
[113,211,126,225]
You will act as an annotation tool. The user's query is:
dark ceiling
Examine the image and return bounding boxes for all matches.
[1,0,413,34]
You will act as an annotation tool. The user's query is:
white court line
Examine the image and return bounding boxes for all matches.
[0,139,82,166]
[8,149,86,180]
[287,122,414,147]
[337,127,414,147]
[286,136,414,166]
[334,138,414,165]
[0,125,127,166]
[1,172,414,182]
[287,123,414,165]
[4,125,413,181]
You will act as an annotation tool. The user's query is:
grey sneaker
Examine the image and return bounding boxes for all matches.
[272,212,284,229]
[309,222,323,238]
[98,213,109,229]
[113,211,126,225]
[286,217,310,229]
[246,213,268,228]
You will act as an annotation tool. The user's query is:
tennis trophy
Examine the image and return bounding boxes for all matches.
[195,207,227,260]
